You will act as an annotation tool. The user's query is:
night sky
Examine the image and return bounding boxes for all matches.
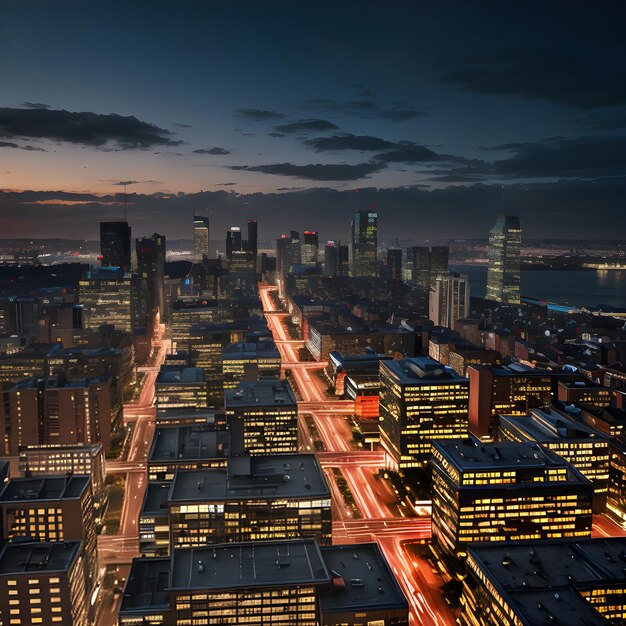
[1,1,625,241]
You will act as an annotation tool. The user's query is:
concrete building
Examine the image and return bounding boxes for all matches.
[429,272,470,330]
[155,366,208,409]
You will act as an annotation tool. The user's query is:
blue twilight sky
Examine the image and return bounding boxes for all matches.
[1,0,626,240]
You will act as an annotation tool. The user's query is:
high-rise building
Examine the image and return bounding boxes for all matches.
[337,241,350,276]
[486,214,522,304]
[136,233,166,320]
[225,226,242,259]
[379,357,469,468]
[324,241,338,276]
[0,541,90,626]
[607,439,626,528]
[386,248,403,280]
[168,454,332,550]
[193,215,210,261]
[155,366,209,409]
[461,539,626,626]
[225,380,298,456]
[247,218,258,257]
[351,210,378,277]
[100,221,131,271]
[407,245,449,286]
[431,440,593,558]
[78,267,133,332]
[222,341,281,390]
[0,476,97,589]
[301,230,319,265]
[276,231,301,276]
[429,273,470,329]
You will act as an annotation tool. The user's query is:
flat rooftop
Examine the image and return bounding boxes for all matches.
[224,380,296,408]
[0,541,80,575]
[140,482,171,516]
[120,557,170,613]
[381,357,466,383]
[319,543,408,613]
[156,408,225,426]
[170,540,329,591]
[148,426,228,464]
[499,407,609,442]
[0,475,89,502]
[169,454,329,503]
[223,341,280,360]
[157,366,205,384]
[433,440,586,478]
[468,539,626,626]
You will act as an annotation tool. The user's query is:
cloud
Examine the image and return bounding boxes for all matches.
[268,132,285,138]
[302,98,426,122]
[230,161,384,181]
[109,180,162,186]
[273,118,340,133]
[0,107,184,149]
[21,102,51,110]
[0,140,46,152]
[441,47,626,109]
[175,123,193,128]
[305,134,397,152]
[373,142,473,165]
[193,147,230,155]
[235,108,286,121]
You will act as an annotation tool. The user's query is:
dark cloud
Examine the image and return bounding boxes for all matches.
[305,134,397,152]
[230,161,384,181]
[441,47,626,109]
[268,132,285,138]
[0,140,46,152]
[236,108,286,121]
[373,142,472,165]
[193,147,230,155]
[0,107,184,149]
[175,123,193,128]
[273,118,340,133]
[302,98,426,122]
[588,117,626,131]
[21,102,51,110]
[109,180,162,186]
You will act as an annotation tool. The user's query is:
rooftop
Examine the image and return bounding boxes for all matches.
[140,482,171,516]
[169,454,329,503]
[0,541,81,575]
[381,357,466,383]
[319,543,408,613]
[225,379,296,408]
[170,540,329,590]
[468,539,626,626]
[120,557,170,613]
[155,408,225,426]
[156,366,205,384]
[148,425,228,463]
[223,341,280,360]
[0,475,89,502]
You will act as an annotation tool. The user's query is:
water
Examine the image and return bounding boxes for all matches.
[450,265,626,309]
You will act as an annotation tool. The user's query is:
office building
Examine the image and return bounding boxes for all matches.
[498,406,610,508]
[607,439,626,528]
[386,248,402,280]
[247,218,258,258]
[79,267,133,332]
[18,444,106,494]
[276,231,301,276]
[225,380,298,456]
[486,214,522,304]
[168,454,332,549]
[324,241,338,276]
[222,341,281,390]
[147,425,229,482]
[170,299,223,349]
[461,539,626,626]
[120,539,407,626]
[3,374,112,451]
[431,440,593,558]
[351,210,378,277]
[0,541,89,626]
[407,245,449,286]
[379,357,469,468]
[136,233,166,320]
[100,220,131,271]
[557,379,613,407]
[225,226,242,259]
[302,230,319,265]
[468,364,556,439]
[193,215,210,261]
[0,475,97,586]
[429,272,470,329]
[155,366,208,409]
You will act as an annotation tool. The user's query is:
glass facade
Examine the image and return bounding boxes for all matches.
[486,215,521,304]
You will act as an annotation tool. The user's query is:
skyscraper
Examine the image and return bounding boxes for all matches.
[226,226,242,260]
[193,215,210,261]
[386,248,402,280]
[486,214,522,304]
[276,231,301,276]
[351,210,378,277]
[247,219,258,257]
[100,221,131,271]
[429,272,470,329]
[302,230,320,265]
[136,233,166,320]
[407,245,449,287]
[324,241,338,276]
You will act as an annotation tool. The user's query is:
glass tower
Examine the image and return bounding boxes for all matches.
[486,214,521,304]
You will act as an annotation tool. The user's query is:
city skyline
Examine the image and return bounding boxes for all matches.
[1,1,626,239]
